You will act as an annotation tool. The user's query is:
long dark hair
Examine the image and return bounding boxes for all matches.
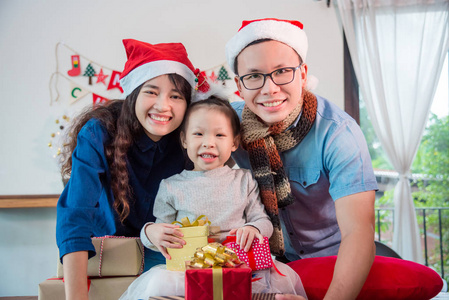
[60,74,192,222]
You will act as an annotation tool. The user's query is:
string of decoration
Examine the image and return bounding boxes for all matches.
[49,42,234,107]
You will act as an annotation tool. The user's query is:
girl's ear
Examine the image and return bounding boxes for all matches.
[231,135,240,152]
[180,132,187,149]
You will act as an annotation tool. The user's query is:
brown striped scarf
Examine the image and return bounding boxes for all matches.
[241,90,317,256]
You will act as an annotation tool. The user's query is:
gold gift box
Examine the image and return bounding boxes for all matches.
[166,225,209,271]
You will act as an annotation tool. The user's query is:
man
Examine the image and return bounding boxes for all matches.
[226,18,377,299]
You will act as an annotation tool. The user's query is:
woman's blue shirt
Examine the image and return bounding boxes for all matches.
[56,118,185,262]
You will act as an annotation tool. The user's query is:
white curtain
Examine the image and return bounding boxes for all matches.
[335,0,449,262]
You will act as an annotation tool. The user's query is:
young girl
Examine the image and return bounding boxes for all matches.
[56,39,198,300]
[120,97,307,299]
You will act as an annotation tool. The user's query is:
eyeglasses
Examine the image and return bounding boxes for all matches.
[238,64,303,90]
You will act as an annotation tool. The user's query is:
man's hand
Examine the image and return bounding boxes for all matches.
[144,223,185,259]
[229,225,264,252]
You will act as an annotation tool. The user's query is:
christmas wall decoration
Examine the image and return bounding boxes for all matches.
[49,42,124,107]
[95,68,109,85]
[218,66,231,83]
[67,55,81,76]
[93,93,109,105]
[83,63,97,85]
[48,115,71,158]
[107,70,124,93]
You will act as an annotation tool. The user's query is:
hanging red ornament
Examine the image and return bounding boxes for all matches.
[67,55,81,77]
[209,71,218,82]
[92,93,109,106]
[107,70,124,93]
[95,68,109,85]
[195,70,210,93]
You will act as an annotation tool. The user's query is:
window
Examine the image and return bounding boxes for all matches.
[350,49,448,279]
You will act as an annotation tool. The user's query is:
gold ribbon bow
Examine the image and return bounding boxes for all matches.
[189,242,242,269]
[172,215,211,227]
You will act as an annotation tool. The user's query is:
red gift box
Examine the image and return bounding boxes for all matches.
[185,264,252,300]
[223,236,272,271]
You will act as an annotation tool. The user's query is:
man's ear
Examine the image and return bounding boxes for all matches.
[234,76,242,93]
[301,63,308,89]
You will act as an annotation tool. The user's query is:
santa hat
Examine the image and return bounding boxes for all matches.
[119,39,196,96]
[225,18,308,74]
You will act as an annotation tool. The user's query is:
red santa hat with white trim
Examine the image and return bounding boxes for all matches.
[225,18,308,74]
[119,39,197,97]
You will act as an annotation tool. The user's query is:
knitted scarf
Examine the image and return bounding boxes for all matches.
[241,90,317,256]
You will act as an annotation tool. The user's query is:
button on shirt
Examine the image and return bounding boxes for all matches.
[231,95,378,260]
[56,119,185,260]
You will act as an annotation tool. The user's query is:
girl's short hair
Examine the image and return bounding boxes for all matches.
[181,96,240,138]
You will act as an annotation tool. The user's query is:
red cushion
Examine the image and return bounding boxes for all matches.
[287,255,443,300]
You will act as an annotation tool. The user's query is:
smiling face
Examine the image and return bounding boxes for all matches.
[181,107,238,172]
[135,75,188,141]
[235,40,308,125]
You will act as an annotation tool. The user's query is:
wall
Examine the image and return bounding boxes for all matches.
[0,0,343,296]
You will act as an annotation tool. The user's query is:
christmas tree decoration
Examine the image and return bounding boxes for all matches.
[92,93,109,105]
[106,70,124,93]
[209,71,218,82]
[83,63,97,85]
[218,66,231,81]
[95,68,109,85]
[67,55,81,77]
[48,115,71,158]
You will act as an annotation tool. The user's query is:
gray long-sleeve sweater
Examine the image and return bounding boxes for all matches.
[141,166,273,249]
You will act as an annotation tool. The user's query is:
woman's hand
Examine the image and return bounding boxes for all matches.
[145,223,185,259]
[62,251,89,300]
[229,225,264,252]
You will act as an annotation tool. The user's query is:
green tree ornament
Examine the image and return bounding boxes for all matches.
[83,63,97,85]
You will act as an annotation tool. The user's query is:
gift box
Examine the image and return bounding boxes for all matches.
[185,264,252,300]
[185,242,251,300]
[38,276,137,300]
[166,225,209,271]
[223,236,272,271]
[57,236,144,277]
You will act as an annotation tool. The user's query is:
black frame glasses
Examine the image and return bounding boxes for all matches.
[238,64,303,90]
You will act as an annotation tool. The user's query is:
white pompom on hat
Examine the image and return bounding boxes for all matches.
[225,18,308,74]
[119,39,197,97]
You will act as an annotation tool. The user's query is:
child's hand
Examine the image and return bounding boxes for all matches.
[229,225,264,252]
[145,223,185,259]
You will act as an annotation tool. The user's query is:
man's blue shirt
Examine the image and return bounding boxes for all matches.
[231,95,378,260]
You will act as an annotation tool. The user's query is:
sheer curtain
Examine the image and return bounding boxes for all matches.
[335,0,449,262]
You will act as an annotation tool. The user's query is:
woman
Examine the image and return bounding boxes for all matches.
[56,39,197,300]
